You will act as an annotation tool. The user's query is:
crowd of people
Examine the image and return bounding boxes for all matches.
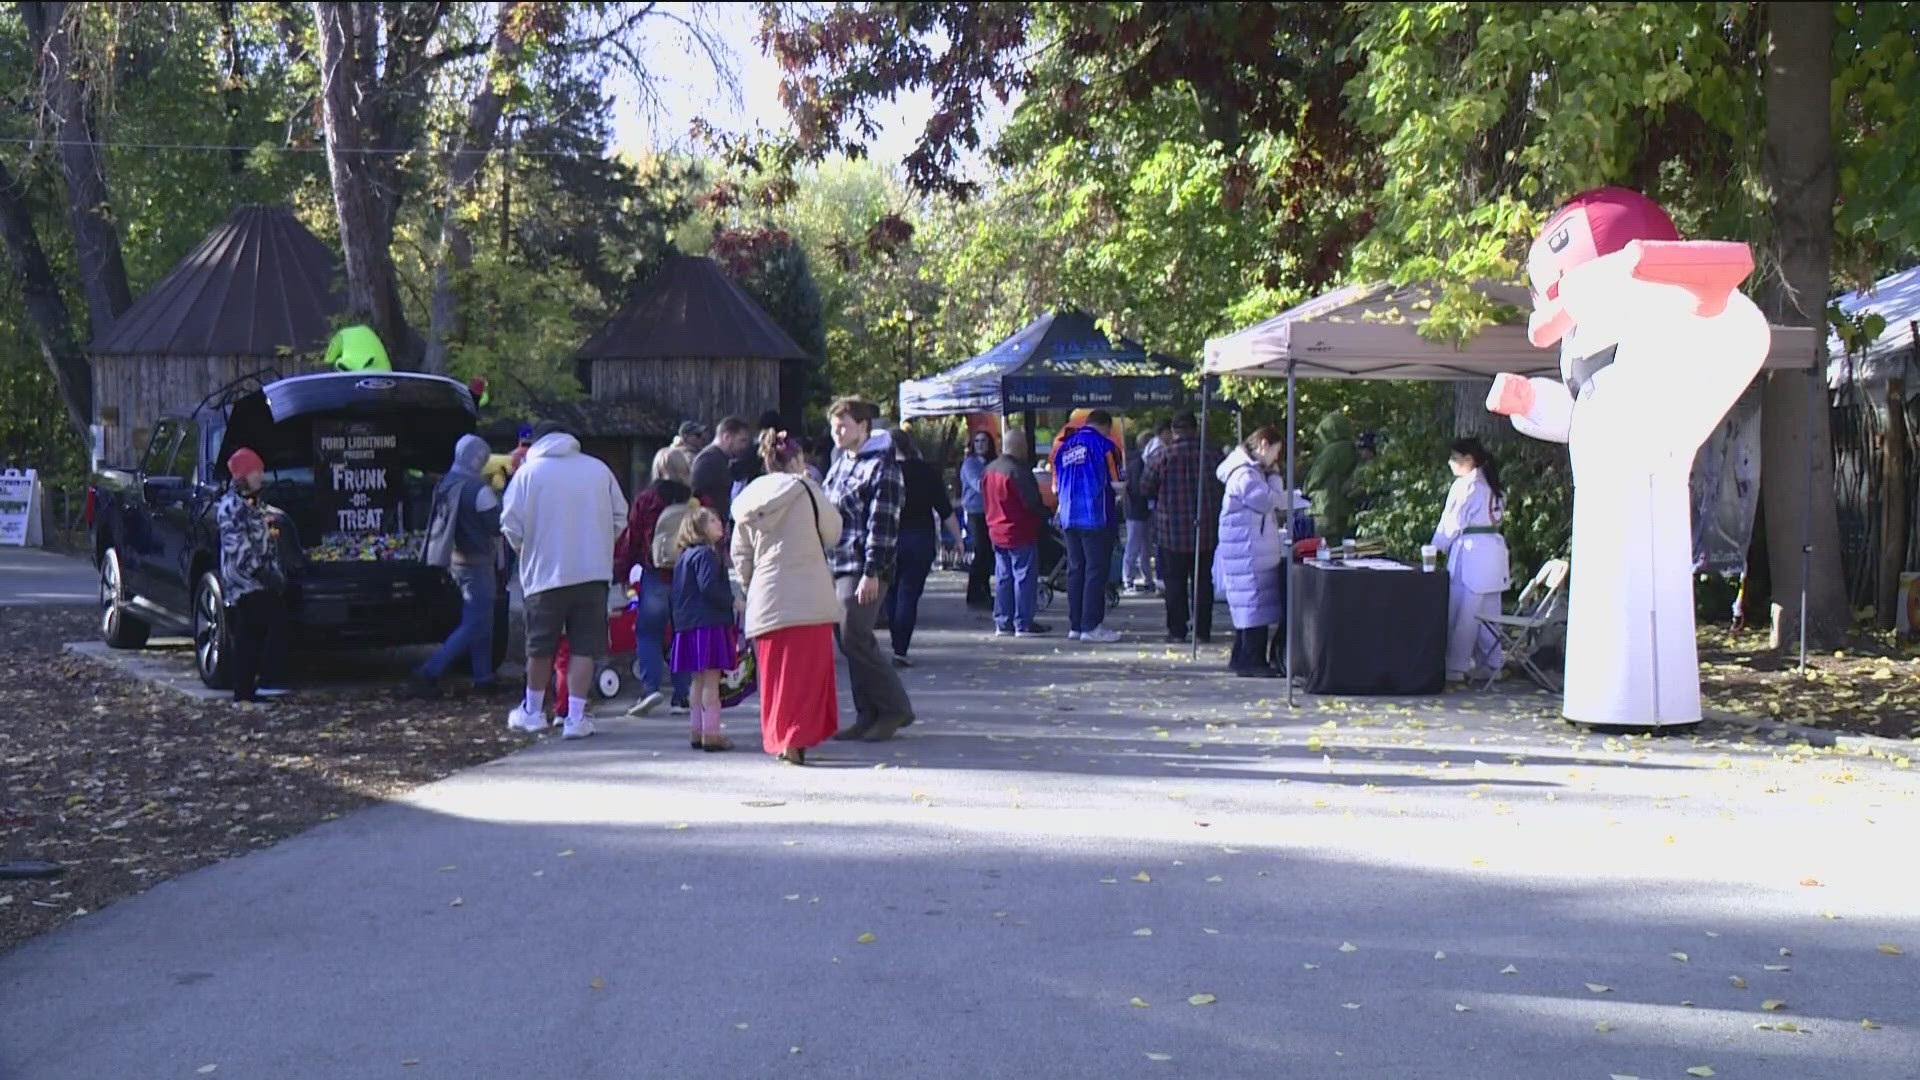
[208,396,1508,749]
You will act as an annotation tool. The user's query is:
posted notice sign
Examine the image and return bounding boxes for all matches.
[0,468,43,547]
[314,421,401,535]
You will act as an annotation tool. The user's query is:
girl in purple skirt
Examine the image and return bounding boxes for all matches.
[670,506,743,751]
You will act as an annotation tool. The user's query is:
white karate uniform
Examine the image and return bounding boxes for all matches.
[1431,469,1510,679]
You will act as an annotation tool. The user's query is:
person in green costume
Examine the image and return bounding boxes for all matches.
[326,324,391,372]
[1303,412,1359,542]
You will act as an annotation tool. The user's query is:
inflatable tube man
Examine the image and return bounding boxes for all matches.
[1487,187,1771,727]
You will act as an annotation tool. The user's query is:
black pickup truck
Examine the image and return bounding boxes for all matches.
[89,370,508,688]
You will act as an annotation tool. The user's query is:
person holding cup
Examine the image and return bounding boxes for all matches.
[1431,437,1511,684]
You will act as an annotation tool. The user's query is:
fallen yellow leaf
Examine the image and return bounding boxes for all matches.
[1585,983,1612,994]
[1132,928,1154,937]
[1763,964,1791,971]
[1729,976,1747,989]
[1188,993,1217,1006]
[1876,943,1904,955]
[1594,1021,1613,1033]
[1670,951,1689,962]
[1434,951,1447,960]
[590,978,604,990]
[1338,941,1358,953]
[557,849,575,856]
[1501,964,1519,975]
[1453,1003,1471,1013]
[1129,997,1149,1008]
[1761,999,1787,1012]
[1687,1068,1715,1078]
[1144,1052,1173,1062]
[1862,1018,1881,1030]
[856,932,876,944]
[1132,871,1152,883]
[1341,1002,1361,1010]
[669,823,690,831]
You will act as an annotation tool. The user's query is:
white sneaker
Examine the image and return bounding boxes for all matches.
[1082,625,1122,644]
[562,717,596,740]
[626,691,666,717]
[1068,630,1082,641]
[507,705,548,733]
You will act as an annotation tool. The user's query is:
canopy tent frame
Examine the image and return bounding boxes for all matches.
[1200,281,1824,707]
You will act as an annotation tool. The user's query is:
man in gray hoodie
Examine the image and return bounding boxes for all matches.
[414,434,503,696]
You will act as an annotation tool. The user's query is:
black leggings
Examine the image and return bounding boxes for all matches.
[229,589,290,701]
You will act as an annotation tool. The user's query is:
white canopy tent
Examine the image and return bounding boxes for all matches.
[1197,279,1823,704]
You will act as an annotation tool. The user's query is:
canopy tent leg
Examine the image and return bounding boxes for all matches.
[1285,359,1298,709]
[1799,359,1817,675]
[1194,378,1210,661]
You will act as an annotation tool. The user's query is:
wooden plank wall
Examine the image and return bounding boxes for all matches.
[91,355,314,467]
[590,358,783,428]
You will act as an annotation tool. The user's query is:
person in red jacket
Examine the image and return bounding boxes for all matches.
[982,430,1051,637]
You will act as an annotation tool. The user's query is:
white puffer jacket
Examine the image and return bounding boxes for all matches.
[730,472,845,640]
[1213,447,1292,629]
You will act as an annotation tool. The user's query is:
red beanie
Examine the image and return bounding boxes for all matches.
[227,447,265,480]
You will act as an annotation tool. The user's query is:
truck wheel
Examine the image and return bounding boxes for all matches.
[99,547,151,649]
[192,572,235,690]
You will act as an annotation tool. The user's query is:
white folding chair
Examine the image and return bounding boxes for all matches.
[1479,558,1570,691]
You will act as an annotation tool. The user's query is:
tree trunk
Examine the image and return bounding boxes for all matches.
[1757,0,1850,651]
[312,1,414,366]
[1878,373,1909,631]
[20,1,133,340]
[0,157,91,439]
[423,4,524,376]
[1452,378,1496,438]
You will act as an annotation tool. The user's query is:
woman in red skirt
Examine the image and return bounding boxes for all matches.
[729,429,846,764]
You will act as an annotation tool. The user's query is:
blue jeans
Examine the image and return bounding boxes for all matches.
[634,569,692,700]
[421,563,495,682]
[886,527,938,657]
[993,543,1039,632]
[1064,526,1114,633]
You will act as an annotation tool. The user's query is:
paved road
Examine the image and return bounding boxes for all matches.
[3,577,1916,1079]
[0,546,94,607]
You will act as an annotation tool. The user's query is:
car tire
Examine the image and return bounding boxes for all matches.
[99,547,151,649]
[192,571,235,690]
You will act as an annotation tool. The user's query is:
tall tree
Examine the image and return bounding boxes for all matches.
[19,2,132,340]
[0,157,88,437]
[423,2,534,375]
[1757,1,1848,648]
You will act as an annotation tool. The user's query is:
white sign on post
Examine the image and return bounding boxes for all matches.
[0,468,44,547]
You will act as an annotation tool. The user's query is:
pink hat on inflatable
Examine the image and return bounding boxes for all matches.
[1525,187,1679,347]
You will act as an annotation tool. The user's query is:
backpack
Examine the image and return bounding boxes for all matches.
[651,501,690,569]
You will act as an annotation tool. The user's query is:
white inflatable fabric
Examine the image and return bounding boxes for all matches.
[1496,245,1771,726]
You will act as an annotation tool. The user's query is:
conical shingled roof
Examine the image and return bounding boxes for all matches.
[91,204,346,357]
[577,253,809,361]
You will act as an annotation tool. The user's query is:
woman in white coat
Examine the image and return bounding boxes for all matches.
[1432,437,1511,683]
[1215,426,1291,678]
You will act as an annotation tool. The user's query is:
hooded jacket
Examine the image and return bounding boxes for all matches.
[1214,446,1294,629]
[501,432,626,596]
[729,471,845,639]
[1051,423,1118,530]
[618,477,693,586]
[425,434,500,567]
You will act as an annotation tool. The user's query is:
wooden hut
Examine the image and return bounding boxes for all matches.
[576,253,812,439]
[90,205,344,465]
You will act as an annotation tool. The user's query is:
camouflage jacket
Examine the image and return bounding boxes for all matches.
[216,485,283,603]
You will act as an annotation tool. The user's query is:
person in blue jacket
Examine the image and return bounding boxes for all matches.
[1052,409,1124,643]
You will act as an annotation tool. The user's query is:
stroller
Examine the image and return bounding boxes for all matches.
[1036,520,1123,613]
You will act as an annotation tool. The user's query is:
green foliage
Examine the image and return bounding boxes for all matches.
[0,345,86,485]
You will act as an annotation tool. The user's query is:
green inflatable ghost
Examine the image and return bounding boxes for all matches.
[1304,412,1358,542]
[326,324,391,372]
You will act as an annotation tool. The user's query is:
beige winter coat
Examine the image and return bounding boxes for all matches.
[730,472,844,640]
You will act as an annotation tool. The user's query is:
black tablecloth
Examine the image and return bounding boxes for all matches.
[1288,561,1448,694]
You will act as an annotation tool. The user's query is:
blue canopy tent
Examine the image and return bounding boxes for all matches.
[898,309,1186,420]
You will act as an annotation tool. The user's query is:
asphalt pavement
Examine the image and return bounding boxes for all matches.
[0,546,95,607]
[3,575,1916,1079]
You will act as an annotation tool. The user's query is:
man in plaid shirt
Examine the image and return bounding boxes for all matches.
[823,398,915,741]
[1139,411,1225,643]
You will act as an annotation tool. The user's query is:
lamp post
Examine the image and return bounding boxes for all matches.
[904,307,916,378]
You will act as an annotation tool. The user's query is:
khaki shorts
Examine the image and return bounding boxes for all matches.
[524,581,610,658]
